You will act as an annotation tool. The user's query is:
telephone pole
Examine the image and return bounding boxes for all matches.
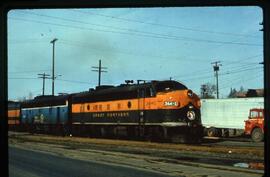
[91,59,108,86]
[211,61,222,99]
[50,38,58,96]
[38,73,50,96]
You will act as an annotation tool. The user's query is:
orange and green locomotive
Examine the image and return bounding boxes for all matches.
[11,80,204,143]
[71,80,203,142]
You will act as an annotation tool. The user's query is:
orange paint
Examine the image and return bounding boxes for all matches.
[72,90,200,113]
[8,110,20,125]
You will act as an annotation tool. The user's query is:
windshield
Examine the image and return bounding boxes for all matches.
[250,111,259,118]
[155,81,187,92]
[250,110,263,118]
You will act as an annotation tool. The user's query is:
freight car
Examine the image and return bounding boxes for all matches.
[10,80,204,143]
[201,97,264,137]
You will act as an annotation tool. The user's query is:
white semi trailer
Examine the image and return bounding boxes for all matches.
[201,97,264,137]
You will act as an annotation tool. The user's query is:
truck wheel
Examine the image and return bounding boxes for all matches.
[207,128,216,137]
[251,128,264,142]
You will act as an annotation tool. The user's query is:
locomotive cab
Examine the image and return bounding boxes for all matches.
[147,80,204,142]
[151,80,201,125]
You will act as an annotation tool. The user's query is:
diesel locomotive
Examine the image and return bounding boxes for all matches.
[8,80,204,143]
[7,101,20,131]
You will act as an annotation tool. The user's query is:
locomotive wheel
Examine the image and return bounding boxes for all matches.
[251,128,264,142]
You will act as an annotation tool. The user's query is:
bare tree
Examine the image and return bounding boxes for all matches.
[200,83,216,99]
[28,92,34,100]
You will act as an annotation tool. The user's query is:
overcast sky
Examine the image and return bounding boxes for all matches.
[7,6,263,100]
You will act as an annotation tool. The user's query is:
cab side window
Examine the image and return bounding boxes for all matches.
[145,88,151,97]
[138,87,154,98]
[138,89,145,98]
[149,87,155,97]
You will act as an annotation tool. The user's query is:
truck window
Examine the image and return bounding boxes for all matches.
[259,111,263,118]
[250,111,259,118]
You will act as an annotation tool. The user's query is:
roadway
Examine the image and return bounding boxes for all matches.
[9,146,170,177]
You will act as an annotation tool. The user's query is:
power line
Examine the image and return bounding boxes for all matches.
[223,63,260,71]
[8,69,50,74]
[8,77,39,80]
[169,65,262,82]
[58,39,263,65]
[220,67,263,85]
[167,53,263,80]
[220,66,263,76]
[9,40,49,44]
[9,77,92,85]
[8,17,262,47]
[57,79,91,85]
[72,10,260,38]
[58,40,187,62]
[20,10,262,47]
[219,72,263,91]
[222,54,263,66]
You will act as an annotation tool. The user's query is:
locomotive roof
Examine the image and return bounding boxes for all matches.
[21,94,70,108]
[74,80,185,96]
[73,82,151,98]
[8,100,20,109]
[19,80,187,106]
[72,80,186,103]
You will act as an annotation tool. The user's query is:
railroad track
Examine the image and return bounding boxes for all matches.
[203,136,252,142]
[202,136,264,148]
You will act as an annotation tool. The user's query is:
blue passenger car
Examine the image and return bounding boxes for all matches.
[20,95,71,134]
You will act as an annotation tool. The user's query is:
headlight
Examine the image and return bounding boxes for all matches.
[187,110,196,121]
[187,90,193,98]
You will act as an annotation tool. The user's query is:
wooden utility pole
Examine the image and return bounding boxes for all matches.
[91,59,107,86]
[211,61,222,99]
[38,73,50,96]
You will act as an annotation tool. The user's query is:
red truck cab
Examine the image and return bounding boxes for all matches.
[244,108,264,142]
